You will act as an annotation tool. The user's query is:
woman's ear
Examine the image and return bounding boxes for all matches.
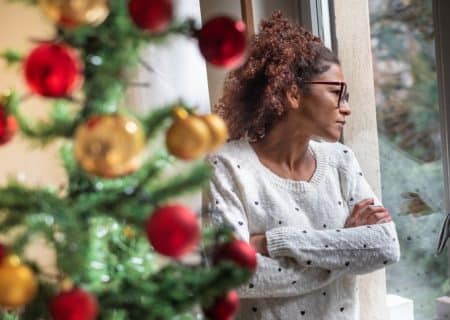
[286,84,301,109]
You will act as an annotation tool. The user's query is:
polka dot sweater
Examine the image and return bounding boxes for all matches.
[201,139,401,320]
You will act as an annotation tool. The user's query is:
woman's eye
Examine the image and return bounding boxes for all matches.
[332,90,340,96]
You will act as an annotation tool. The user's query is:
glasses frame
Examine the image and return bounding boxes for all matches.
[302,81,349,109]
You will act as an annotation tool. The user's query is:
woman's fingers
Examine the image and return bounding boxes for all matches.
[375,211,390,219]
[347,198,375,227]
[352,198,375,214]
[360,205,388,219]
[367,211,391,224]
[250,234,268,256]
[346,198,392,227]
[376,217,392,224]
[351,198,377,219]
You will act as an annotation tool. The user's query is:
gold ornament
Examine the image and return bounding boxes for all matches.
[39,0,110,28]
[0,255,38,308]
[59,277,74,292]
[166,108,211,160]
[74,114,146,178]
[123,225,136,239]
[200,114,229,151]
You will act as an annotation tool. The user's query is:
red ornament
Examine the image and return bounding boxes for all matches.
[0,104,17,145]
[203,290,240,320]
[24,43,83,98]
[145,204,200,258]
[213,239,257,272]
[0,243,6,263]
[49,288,98,320]
[198,16,247,68]
[128,0,173,33]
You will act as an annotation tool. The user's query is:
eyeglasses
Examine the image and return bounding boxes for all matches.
[302,81,349,109]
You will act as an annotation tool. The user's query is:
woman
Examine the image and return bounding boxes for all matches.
[202,11,400,320]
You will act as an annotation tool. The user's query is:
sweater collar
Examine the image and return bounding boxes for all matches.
[243,139,328,192]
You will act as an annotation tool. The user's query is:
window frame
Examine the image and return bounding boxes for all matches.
[433,0,450,269]
[329,0,450,318]
[299,0,333,49]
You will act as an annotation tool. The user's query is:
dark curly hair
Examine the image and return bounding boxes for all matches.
[215,11,340,141]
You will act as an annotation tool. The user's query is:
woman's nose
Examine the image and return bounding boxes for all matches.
[339,102,351,116]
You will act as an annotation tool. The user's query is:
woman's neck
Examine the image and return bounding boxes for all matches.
[250,122,316,181]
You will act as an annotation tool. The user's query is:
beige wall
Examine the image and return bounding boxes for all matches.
[333,1,389,320]
[0,0,62,272]
[0,0,65,187]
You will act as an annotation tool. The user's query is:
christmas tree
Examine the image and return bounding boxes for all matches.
[0,1,255,319]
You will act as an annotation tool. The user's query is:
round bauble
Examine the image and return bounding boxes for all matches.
[166,109,211,160]
[213,239,257,272]
[39,0,109,28]
[49,287,98,320]
[74,114,145,178]
[0,255,38,308]
[128,0,173,33]
[203,290,240,320]
[145,204,200,258]
[0,103,17,146]
[200,113,229,151]
[198,16,247,68]
[24,43,82,98]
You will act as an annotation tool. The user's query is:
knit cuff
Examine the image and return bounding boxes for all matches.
[266,227,293,258]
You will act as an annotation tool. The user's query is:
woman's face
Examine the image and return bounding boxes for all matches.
[297,63,351,142]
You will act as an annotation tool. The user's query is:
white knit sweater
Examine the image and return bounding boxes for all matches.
[201,139,400,320]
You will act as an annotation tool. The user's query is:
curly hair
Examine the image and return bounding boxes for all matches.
[215,11,340,141]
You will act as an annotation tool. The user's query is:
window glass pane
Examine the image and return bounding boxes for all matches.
[369,1,447,319]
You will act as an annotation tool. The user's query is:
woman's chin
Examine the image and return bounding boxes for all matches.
[319,132,341,143]
[311,128,342,143]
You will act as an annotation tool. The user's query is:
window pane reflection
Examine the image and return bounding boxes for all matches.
[369,1,447,319]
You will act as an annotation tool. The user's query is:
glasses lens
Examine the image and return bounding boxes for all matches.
[343,92,350,102]
[337,83,344,108]
[339,83,349,108]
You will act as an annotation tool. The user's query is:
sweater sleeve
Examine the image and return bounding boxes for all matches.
[202,155,348,298]
[266,222,400,275]
[266,148,401,275]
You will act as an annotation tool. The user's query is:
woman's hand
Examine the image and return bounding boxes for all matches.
[250,234,269,256]
[345,198,392,228]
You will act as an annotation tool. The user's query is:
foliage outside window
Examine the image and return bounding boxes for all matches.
[370,0,447,319]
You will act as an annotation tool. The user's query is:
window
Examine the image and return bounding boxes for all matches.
[369,1,447,319]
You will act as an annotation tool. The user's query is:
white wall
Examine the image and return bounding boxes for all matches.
[127,0,211,115]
